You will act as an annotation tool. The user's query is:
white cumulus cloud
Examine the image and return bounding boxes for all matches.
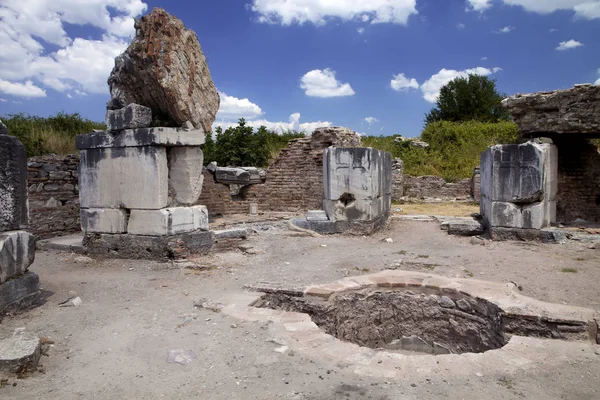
[365,117,378,124]
[390,73,419,91]
[501,0,600,20]
[250,0,418,26]
[466,0,492,11]
[556,39,584,51]
[217,93,264,118]
[0,0,147,98]
[214,113,332,134]
[495,26,515,33]
[0,79,46,98]
[420,67,501,103]
[300,69,355,98]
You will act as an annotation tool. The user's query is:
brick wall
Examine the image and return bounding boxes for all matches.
[555,138,600,223]
[27,155,81,238]
[402,175,472,202]
[198,136,327,215]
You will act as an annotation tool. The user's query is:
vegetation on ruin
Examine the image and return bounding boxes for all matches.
[1,112,105,156]
[363,120,519,182]
[203,118,304,168]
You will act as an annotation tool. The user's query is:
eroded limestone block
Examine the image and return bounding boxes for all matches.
[107,8,219,132]
[0,231,35,284]
[105,103,152,131]
[323,147,392,223]
[76,128,206,149]
[127,206,208,236]
[79,146,168,209]
[80,208,128,234]
[503,84,600,135]
[0,271,40,316]
[522,201,556,230]
[0,329,41,374]
[0,135,28,231]
[168,147,204,205]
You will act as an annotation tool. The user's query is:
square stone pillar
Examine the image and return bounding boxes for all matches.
[76,127,213,260]
[480,142,557,230]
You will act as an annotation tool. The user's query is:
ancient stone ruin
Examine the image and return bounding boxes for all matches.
[481,84,600,240]
[76,8,218,260]
[0,120,40,318]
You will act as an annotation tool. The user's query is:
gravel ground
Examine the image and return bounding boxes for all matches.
[1,218,599,399]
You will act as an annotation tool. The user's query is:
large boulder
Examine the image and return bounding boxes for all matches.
[503,84,600,135]
[107,8,219,132]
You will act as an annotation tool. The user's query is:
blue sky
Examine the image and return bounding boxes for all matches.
[0,0,599,137]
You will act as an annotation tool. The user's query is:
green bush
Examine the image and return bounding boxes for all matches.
[1,112,105,156]
[203,119,304,167]
[363,120,519,181]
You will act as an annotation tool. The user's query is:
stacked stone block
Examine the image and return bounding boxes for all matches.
[0,121,40,317]
[480,142,557,230]
[323,147,392,223]
[76,111,213,260]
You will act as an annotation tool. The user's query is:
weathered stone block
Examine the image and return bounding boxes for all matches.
[0,329,41,374]
[168,147,204,205]
[0,271,40,316]
[306,210,328,221]
[83,230,214,260]
[522,201,556,230]
[481,200,522,228]
[0,135,28,231]
[76,128,206,149]
[0,231,35,284]
[79,146,168,209]
[127,206,208,236]
[503,84,600,135]
[105,103,152,131]
[214,167,263,185]
[323,147,392,201]
[80,208,128,234]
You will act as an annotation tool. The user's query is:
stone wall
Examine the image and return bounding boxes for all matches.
[198,127,360,216]
[27,155,81,239]
[554,138,600,223]
[391,158,404,202]
[402,175,472,202]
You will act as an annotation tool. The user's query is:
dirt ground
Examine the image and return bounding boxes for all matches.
[1,217,600,399]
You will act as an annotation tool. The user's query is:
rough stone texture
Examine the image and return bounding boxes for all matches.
[503,84,600,136]
[80,208,128,234]
[0,231,35,284]
[311,127,362,148]
[391,158,404,202]
[27,155,81,239]
[0,119,7,135]
[444,219,485,237]
[105,103,152,131]
[402,176,472,202]
[323,147,392,223]
[306,210,328,221]
[0,135,28,232]
[107,8,219,132]
[214,167,264,185]
[292,213,389,236]
[76,128,205,150]
[0,271,40,317]
[489,227,567,243]
[554,137,600,223]
[168,147,204,205]
[79,146,168,209]
[0,329,41,374]
[127,206,208,236]
[83,230,214,260]
[480,142,557,229]
[198,127,361,216]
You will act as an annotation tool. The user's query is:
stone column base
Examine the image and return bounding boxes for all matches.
[83,230,214,260]
[292,212,390,236]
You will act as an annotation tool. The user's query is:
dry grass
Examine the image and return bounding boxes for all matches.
[394,202,479,217]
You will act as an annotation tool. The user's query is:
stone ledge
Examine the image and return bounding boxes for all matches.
[76,127,205,149]
[83,230,214,260]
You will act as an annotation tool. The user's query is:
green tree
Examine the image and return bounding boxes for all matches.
[424,74,509,125]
